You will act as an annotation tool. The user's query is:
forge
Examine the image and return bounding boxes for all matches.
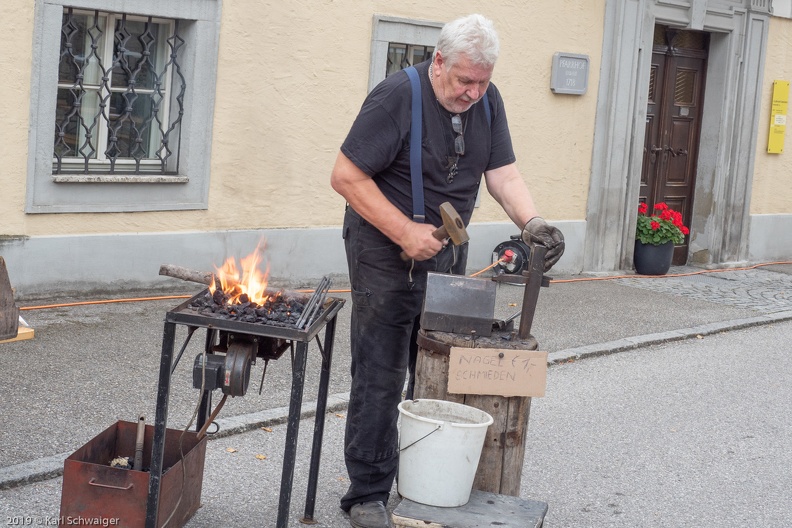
[146,243,345,528]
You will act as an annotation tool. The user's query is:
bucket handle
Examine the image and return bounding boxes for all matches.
[88,478,133,491]
[399,425,441,452]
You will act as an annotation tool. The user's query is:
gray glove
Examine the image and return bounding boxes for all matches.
[521,217,565,272]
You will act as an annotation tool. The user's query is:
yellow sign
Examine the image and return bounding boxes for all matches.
[768,80,789,154]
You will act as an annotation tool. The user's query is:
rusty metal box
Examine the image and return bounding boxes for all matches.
[60,420,207,528]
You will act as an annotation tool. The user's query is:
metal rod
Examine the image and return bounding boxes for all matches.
[518,244,547,340]
[133,415,145,471]
[301,277,331,329]
[196,394,228,440]
[276,341,309,528]
[170,325,197,375]
[302,314,337,523]
[295,277,327,329]
[146,321,176,528]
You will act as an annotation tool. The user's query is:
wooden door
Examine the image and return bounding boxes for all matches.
[640,27,709,264]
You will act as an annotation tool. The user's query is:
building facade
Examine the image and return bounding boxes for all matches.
[1,0,790,297]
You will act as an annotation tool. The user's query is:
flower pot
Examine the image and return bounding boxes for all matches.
[633,240,674,275]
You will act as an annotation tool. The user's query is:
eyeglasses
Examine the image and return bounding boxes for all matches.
[451,114,465,155]
[447,114,465,184]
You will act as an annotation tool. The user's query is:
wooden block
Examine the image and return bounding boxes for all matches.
[0,256,20,340]
[392,489,547,528]
[0,325,34,344]
[414,330,537,496]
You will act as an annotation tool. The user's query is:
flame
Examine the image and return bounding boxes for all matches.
[209,239,271,305]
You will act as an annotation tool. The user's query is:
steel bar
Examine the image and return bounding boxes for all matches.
[302,278,332,330]
[276,340,310,528]
[295,277,327,328]
[170,325,197,375]
[145,321,177,528]
[518,244,547,340]
[296,276,330,329]
[302,315,337,523]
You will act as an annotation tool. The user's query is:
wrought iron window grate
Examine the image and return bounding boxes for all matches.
[55,8,186,175]
[386,43,434,78]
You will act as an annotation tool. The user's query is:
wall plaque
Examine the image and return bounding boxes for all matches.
[550,52,590,95]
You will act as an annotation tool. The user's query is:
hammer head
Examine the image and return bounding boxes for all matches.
[439,202,469,245]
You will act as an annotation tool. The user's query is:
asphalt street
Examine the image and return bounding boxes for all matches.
[1,264,791,527]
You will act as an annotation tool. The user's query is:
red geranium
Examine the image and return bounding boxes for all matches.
[636,202,689,245]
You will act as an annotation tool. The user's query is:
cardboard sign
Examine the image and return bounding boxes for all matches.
[448,347,548,397]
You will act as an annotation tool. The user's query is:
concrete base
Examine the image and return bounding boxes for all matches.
[392,489,548,528]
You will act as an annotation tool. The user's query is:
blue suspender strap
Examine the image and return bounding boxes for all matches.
[483,91,491,126]
[404,66,425,223]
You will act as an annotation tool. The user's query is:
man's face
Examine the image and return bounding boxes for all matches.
[433,51,494,114]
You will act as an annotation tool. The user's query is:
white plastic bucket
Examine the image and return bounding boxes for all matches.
[397,399,494,507]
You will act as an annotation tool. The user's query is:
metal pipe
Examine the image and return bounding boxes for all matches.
[133,415,145,471]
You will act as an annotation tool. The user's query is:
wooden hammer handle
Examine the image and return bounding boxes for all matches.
[400,225,450,261]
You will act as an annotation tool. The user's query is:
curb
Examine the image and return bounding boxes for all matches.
[548,309,792,364]
[3,310,792,491]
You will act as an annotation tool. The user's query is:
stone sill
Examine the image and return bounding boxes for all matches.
[52,175,189,184]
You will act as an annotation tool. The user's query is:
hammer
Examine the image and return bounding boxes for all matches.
[400,202,469,261]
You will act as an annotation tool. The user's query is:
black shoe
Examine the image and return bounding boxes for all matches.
[349,501,391,528]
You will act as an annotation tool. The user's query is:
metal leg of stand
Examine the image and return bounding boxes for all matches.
[196,329,216,431]
[146,321,176,528]
[301,316,337,523]
[276,340,309,528]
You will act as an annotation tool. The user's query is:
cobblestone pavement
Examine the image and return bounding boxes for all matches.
[615,265,792,313]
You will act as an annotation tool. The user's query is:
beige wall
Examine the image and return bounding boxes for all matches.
[2,0,603,237]
[1,1,34,234]
[753,15,792,215]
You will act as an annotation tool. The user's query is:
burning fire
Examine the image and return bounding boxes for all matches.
[209,239,272,305]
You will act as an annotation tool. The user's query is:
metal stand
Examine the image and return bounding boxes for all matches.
[145,298,343,528]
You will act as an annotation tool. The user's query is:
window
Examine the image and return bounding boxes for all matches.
[368,16,442,91]
[27,0,221,214]
[385,43,434,77]
[55,9,184,175]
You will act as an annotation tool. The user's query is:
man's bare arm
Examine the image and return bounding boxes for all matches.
[330,151,442,260]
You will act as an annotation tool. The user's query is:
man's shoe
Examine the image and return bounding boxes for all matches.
[349,501,391,528]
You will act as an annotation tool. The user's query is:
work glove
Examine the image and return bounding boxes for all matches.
[521,217,565,272]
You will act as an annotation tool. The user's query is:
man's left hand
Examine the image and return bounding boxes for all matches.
[521,217,565,271]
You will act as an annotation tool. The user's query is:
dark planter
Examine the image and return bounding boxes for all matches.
[633,240,674,275]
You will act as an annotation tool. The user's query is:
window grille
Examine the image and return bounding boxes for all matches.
[386,43,434,77]
[54,8,186,175]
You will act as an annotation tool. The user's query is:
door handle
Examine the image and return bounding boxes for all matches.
[649,145,663,163]
[665,146,688,157]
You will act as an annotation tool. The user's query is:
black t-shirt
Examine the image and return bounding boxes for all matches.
[341,60,516,228]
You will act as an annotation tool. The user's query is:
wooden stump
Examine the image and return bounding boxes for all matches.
[0,257,19,341]
[414,329,538,497]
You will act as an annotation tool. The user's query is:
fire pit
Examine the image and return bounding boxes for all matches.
[145,242,345,528]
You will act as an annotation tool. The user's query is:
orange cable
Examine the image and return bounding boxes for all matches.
[20,295,192,311]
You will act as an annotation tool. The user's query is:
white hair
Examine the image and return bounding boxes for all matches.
[434,14,500,68]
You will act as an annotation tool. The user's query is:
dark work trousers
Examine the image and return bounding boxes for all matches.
[339,206,464,511]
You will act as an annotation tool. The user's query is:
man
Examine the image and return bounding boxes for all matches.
[330,13,564,528]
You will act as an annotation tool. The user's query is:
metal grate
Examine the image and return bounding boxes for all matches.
[54,8,186,175]
[674,68,697,106]
[386,43,434,77]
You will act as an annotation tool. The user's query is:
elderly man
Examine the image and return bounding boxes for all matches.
[331,13,564,528]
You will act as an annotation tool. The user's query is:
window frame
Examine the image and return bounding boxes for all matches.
[26,0,221,214]
[368,15,443,92]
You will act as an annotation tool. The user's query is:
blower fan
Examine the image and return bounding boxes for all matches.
[491,235,532,275]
